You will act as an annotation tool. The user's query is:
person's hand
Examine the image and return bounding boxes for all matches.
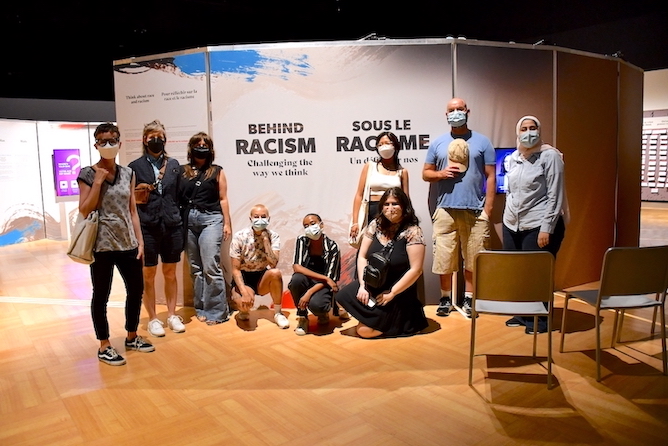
[356,286,370,305]
[537,232,550,248]
[136,244,144,260]
[223,223,231,241]
[375,290,395,306]
[483,203,493,221]
[298,293,312,310]
[349,223,359,239]
[93,166,108,185]
[239,288,255,311]
[441,165,462,179]
[326,278,338,292]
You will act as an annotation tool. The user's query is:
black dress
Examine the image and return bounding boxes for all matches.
[336,224,428,337]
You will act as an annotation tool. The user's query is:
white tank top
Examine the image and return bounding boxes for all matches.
[368,162,402,197]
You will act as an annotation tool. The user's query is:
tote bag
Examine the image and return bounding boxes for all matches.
[67,210,99,264]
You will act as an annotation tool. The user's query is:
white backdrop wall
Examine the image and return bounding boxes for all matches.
[0,119,97,247]
[113,38,643,303]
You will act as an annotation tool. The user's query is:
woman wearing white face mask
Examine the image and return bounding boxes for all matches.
[288,213,347,335]
[77,122,153,366]
[503,115,568,334]
[179,132,232,325]
[349,131,410,247]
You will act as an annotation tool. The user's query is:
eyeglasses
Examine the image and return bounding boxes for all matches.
[95,138,119,146]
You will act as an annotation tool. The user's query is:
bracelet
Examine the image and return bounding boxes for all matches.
[351,223,359,227]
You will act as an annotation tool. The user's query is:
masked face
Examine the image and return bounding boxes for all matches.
[377,144,395,160]
[251,217,270,231]
[519,130,540,148]
[97,142,120,160]
[304,223,322,240]
[447,110,467,128]
[147,137,165,154]
[192,145,211,160]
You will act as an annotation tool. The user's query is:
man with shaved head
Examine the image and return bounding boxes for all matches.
[422,98,496,318]
[230,204,289,329]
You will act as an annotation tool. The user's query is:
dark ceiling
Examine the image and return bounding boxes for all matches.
[1,0,666,102]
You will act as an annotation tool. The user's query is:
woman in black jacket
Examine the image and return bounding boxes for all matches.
[129,120,185,337]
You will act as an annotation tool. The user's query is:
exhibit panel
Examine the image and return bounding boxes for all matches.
[111,38,642,300]
[556,52,620,288]
[35,122,96,241]
[209,41,452,299]
[617,63,643,245]
[113,50,210,166]
[0,119,44,246]
[455,43,555,250]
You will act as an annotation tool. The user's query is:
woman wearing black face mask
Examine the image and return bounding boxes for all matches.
[129,119,186,337]
[179,132,232,325]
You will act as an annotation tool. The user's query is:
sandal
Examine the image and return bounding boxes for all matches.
[206,319,222,326]
[197,315,207,323]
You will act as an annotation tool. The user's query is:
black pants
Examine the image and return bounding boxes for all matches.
[288,273,333,317]
[502,216,565,257]
[90,249,144,340]
[502,217,565,326]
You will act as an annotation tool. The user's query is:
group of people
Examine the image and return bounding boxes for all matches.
[78,95,566,366]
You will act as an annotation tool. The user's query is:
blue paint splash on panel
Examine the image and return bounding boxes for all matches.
[173,53,206,76]
[0,222,40,247]
[209,50,311,82]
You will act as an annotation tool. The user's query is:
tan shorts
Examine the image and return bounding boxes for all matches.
[431,208,490,275]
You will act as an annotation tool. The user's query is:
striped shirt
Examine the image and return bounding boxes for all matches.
[292,234,341,282]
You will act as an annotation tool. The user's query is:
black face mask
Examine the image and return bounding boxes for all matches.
[192,146,211,160]
[147,137,165,154]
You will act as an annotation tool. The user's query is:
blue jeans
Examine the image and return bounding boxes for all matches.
[186,209,228,322]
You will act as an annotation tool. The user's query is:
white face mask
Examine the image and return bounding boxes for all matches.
[377,144,395,160]
[251,217,270,231]
[304,223,322,240]
[98,143,120,160]
[519,130,540,148]
[447,110,467,128]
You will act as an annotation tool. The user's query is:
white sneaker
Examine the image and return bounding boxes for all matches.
[274,312,290,329]
[295,316,308,336]
[167,315,186,333]
[147,318,165,337]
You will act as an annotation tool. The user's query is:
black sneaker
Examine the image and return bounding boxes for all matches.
[98,346,126,366]
[462,297,477,318]
[436,297,452,317]
[125,335,155,352]
[505,316,524,327]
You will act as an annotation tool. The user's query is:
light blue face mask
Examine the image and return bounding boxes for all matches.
[519,130,540,148]
[304,223,322,240]
[447,110,467,128]
[251,217,270,231]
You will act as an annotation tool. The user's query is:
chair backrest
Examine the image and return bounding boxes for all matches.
[473,251,554,303]
[598,245,668,299]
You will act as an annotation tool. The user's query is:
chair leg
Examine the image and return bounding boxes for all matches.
[617,309,626,345]
[611,309,620,348]
[532,315,538,357]
[661,305,667,376]
[596,311,602,382]
[468,310,477,386]
[651,306,658,337]
[560,295,570,353]
[547,302,553,389]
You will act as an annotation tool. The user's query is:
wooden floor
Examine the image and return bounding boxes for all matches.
[1,206,667,446]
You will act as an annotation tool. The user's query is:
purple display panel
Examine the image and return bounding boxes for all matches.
[53,149,81,197]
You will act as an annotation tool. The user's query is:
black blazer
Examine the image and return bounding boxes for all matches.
[128,155,182,228]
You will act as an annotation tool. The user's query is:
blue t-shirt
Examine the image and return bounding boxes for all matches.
[425,130,495,210]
